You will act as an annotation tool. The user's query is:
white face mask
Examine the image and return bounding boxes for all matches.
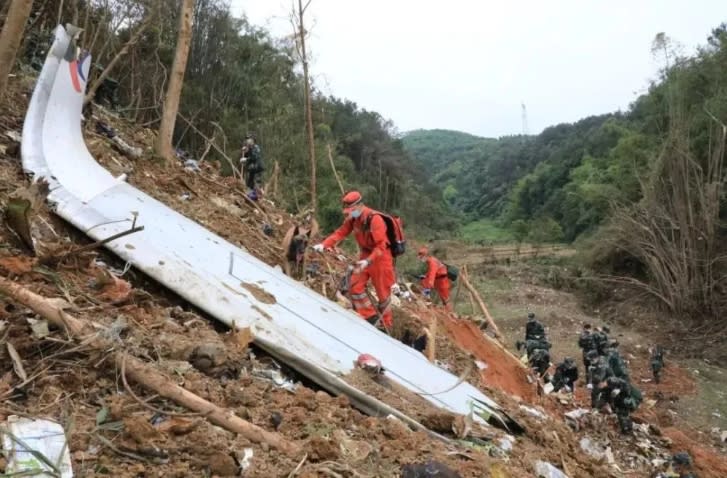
[350,209,362,219]
[418,256,426,262]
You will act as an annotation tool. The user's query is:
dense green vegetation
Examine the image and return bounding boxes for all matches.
[404,25,727,245]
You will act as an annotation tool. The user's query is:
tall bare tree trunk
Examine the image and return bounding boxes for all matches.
[155,0,195,162]
[0,0,33,97]
[296,0,316,213]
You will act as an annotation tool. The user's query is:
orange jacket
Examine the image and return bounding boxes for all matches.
[422,256,447,289]
[322,207,390,261]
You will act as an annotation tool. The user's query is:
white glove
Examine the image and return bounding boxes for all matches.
[354,259,370,272]
[312,244,325,253]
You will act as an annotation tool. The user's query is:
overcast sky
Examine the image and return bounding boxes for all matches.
[229,0,725,137]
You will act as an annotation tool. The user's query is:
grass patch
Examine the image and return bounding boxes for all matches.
[459,219,515,244]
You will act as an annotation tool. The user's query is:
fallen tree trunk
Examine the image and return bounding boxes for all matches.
[0,276,301,457]
[460,266,503,340]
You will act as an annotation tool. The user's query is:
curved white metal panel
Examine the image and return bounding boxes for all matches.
[21,26,506,424]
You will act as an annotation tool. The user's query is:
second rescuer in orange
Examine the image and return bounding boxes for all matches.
[312,191,395,329]
[417,246,451,309]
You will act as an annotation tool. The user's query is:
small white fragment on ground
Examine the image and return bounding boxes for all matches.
[5,130,22,142]
[605,446,615,465]
[579,437,606,460]
[27,318,50,338]
[519,405,546,420]
[721,430,727,443]
[498,435,515,453]
[564,408,590,420]
[238,447,254,472]
[534,460,570,478]
[474,360,488,370]
[1,415,74,477]
[543,382,554,394]
[0,320,7,333]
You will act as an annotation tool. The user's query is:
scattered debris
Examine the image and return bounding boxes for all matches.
[401,460,463,478]
[356,353,384,374]
[519,405,546,420]
[579,436,607,460]
[1,415,74,477]
[237,447,254,472]
[534,460,570,478]
[27,317,50,338]
[6,342,27,381]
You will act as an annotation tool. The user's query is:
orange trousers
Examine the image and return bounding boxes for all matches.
[434,276,451,309]
[348,252,395,328]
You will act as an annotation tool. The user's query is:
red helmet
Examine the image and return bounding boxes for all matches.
[342,190,363,213]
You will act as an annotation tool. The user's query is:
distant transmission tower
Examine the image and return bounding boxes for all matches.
[521,102,529,136]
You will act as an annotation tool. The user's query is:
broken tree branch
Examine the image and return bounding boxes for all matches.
[460,266,503,340]
[84,15,153,105]
[326,144,345,195]
[39,225,144,266]
[0,277,301,457]
[176,113,239,179]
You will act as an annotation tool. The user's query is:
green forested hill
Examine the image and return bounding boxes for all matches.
[404,24,727,243]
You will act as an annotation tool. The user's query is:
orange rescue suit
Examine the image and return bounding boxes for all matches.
[322,207,395,328]
[421,256,451,308]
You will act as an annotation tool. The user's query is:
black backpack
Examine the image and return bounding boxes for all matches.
[365,212,406,257]
[445,263,459,282]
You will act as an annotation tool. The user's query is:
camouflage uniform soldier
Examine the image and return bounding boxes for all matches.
[516,338,552,378]
[593,325,610,355]
[651,346,666,382]
[525,312,545,340]
[552,357,579,393]
[605,341,630,381]
[578,323,597,368]
[587,350,613,409]
[604,376,641,434]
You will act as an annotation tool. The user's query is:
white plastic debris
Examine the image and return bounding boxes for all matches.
[238,447,254,471]
[27,318,50,338]
[5,130,22,142]
[474,360,488,370]
[564,408,590,420]
[519,405,546,419]
[721,430,727,443]
[1,415,73,477]
[535,460,570,478]
[579,437,606,460]
[543,382,554,394]
[498,435,515,453]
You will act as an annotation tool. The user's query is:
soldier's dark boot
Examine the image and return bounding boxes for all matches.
[618,414,633,434]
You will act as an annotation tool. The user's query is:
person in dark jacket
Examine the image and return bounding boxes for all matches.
[240,133,264,200]
[525,312,546,340]
[578,323,597,368]
[552,357,579,393]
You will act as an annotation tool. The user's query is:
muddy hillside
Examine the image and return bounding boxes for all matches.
[1,74,726,477]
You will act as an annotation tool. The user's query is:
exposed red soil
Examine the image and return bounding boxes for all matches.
[439,313,536,402]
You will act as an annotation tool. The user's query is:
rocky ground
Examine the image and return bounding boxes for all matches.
[1,74,726,477]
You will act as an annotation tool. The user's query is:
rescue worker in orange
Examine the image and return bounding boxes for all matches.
[312,191,395,329]
[417,246,451,309]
